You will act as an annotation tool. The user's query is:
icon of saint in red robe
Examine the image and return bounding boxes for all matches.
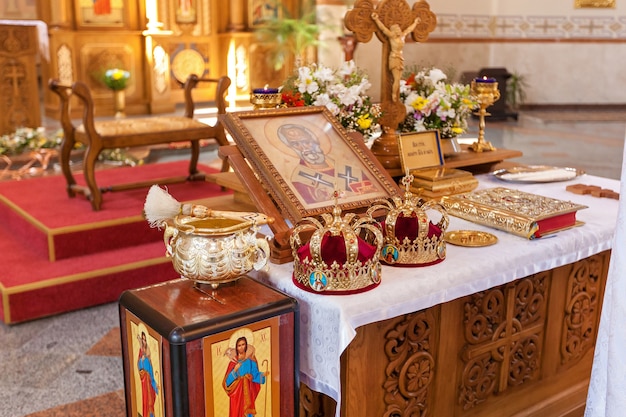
[223,336,268,417]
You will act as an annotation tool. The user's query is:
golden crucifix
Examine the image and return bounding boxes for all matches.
[345,0,437,174]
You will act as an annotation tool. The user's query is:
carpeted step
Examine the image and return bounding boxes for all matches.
[0,161,230,262]
[0,221,181,324]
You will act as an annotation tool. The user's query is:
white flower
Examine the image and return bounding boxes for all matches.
[282,61,382,140]
[313,93,332,107]
[298,65,312,79]
[299,79,319,95]
[297,66,320,94]
[313,66,335,83]
[339,60,357,76]
[399,67,477,137]
[427,68,447,84]
[342,85,362,106]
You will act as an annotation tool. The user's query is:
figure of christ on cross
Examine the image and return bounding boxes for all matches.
[344,0,437,129]
[371,12,419,103]
[343,0,438,172]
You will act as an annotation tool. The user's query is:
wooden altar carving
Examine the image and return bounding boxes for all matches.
[0,23,41,134]
[344,0,436,175]
[312,250,610,417]
[40,0,301,117]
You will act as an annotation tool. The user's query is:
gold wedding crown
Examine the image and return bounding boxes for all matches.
[367,174,449,267]
[290,190,384,294]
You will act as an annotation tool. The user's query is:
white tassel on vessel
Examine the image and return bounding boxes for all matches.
[143,185,274,229]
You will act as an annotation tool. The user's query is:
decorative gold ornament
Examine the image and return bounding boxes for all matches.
[144,185,272,288]
[444,230,498,247]
[575,0,615,8]
[113,90,125,119]
[290,190,384,294]
[163,214,270,288]
[367,174,448,266]
[250,86,282,110]
[441,187,587,239]
[470,78,500,152]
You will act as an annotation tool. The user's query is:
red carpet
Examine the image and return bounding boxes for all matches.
[0,161,232,324]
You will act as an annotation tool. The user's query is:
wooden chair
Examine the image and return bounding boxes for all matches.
[48,74,231,211]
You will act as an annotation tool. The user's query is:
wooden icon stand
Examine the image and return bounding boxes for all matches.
[219,145,294,263]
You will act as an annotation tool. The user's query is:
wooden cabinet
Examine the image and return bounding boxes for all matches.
[303,251,610,417]
[119,277,298,417]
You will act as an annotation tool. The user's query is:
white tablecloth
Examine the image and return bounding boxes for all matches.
[585,143,626,417]
[253,173,620,415]
[0,20,49,60]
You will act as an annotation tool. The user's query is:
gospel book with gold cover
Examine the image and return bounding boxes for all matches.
[440,187,587,239]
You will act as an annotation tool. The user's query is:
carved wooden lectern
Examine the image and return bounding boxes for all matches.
[345,0,437,175]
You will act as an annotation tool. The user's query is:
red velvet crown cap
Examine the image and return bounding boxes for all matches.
[380,213,445,267]
[293,231,381,295]
[389,213,443,242]
[366,174,449,268]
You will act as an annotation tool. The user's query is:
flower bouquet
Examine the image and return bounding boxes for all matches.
[399,68,477,139]
[0,127,61,157]
[0,127,65,180]
[103,68,130,91]
[281,61,382,140]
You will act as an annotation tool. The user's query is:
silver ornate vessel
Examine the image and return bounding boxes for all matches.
[163,214,270,288]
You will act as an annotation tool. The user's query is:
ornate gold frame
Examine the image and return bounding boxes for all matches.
[221,106,400,224]
[575,0,615,8]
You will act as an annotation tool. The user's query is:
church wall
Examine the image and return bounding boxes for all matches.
[318,0,626,106]
[5,0,623,110]
[0,0,37,20]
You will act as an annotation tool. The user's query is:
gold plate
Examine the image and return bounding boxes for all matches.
[444,230,498,247]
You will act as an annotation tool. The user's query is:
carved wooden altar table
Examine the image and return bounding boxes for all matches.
[250,173,618,417]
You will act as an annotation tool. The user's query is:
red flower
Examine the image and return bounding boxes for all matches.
[405,73,417,89]
[282,92,305,107]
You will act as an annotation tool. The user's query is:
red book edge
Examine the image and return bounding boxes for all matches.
[534,211,579,238]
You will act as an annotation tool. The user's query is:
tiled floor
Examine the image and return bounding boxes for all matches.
[0,109,624,417]
[0,303,126,417]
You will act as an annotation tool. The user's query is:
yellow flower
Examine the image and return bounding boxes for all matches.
[103,68,130,91]
[357,114,372,130]
[411,96,428,111]
[111,69,124,80]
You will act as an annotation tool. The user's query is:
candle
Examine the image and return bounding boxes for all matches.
[475,76,496,83]
[146,0,157,23]
[253,85,279,94]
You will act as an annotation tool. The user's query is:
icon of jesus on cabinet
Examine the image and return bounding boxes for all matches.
[206,325,275,417]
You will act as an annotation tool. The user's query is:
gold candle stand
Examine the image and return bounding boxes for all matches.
[250,88,282,110]
[470,79,500,152]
